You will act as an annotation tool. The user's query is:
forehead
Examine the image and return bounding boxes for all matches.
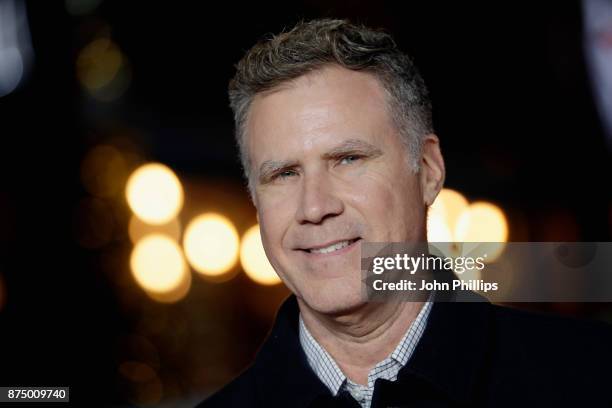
[245,65,397,165]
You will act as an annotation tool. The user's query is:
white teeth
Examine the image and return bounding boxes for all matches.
[309,240,352,254]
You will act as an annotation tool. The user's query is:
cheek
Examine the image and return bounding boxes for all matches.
[257,197,295,248]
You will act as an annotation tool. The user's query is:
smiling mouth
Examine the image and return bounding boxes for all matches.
[305,238,361,254]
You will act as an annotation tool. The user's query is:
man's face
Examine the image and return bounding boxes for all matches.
[246,65,442,314]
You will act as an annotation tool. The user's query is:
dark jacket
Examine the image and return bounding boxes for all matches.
[198,296,612,407]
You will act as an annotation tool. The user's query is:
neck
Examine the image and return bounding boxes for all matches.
[298,299,424,386]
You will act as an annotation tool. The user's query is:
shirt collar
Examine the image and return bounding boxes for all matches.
[298,299,434,396]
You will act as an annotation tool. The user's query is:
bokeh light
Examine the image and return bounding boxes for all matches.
[240,225,282,286]
[76,37,131,101]
[128,215,181,244]
[428,190,509,263]
[125,163,184,225]
[77,38,121,90]
[455,201,509,262]
[427,188,469,242]
[456,201,509,242]
[0,46,23,97]
[437,189,470,233]
[114,335,162,407]
[118,360,163,406]
[145,270,191,304]
[130,234,190,302]
[0,0,33,98]
[427,215,453,243]
[183,213,239,279]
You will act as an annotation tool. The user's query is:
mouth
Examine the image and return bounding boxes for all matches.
[301,238,361,255]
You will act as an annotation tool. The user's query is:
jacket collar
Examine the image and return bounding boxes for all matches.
[253,294,491,407]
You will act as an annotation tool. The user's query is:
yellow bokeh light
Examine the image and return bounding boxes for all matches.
[77,38,122,90]
[183,213,240,278]
[130,234,191,302]
[455,201,508,262]
[456,201,508,242]
[437,189,470,233]
[125,163,184,225]
[240,225,282,286]
[427,212,453,243]
[428,190,509,262]
[76,37,131,101]
[128,215,181,244]
[427,188,469,242]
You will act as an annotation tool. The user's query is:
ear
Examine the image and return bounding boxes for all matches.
[419,134,445,207]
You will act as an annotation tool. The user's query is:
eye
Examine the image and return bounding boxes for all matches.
[339,155,362,165]
[276,169,297,180]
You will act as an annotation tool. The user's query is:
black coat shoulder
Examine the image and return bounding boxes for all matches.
[490,303,612,359]
[480,304,612,406]
[195,299,612,408]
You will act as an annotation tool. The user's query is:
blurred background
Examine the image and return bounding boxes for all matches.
[1,0,611,406]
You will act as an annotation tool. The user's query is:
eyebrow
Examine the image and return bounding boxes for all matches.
[321,139,383,160]
[258,159,300,184]
[257,138,383,184]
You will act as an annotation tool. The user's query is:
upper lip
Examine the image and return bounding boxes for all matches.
[298,237,360,251]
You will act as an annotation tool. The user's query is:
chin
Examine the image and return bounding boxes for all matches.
[297,278,366,316]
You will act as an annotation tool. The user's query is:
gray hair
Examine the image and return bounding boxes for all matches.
[228,18,433,190]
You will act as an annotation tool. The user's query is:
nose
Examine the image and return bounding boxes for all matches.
[295,171,344,225]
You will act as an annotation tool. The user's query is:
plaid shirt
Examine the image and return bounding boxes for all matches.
[299,300,433,408]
